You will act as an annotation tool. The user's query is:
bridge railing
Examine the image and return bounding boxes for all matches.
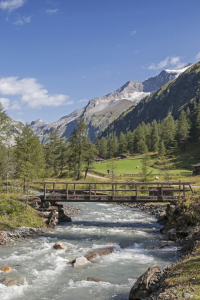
[34,181,194,202]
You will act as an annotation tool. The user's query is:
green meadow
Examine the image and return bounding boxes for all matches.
[93,154,193,176]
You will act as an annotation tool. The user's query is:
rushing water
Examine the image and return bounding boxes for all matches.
[0,202,179,300]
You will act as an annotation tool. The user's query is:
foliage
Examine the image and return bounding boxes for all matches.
[68,117,95,180]
[15,125,45,193]
[139,152,153,182]
[0,194,43,229]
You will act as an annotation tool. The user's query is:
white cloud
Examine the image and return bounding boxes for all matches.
[170,56,181,65]
[79,99,88,103]
[46,8,58,14]
[14,15,31,25]
[196,52,200,60]
[148,56,186,70]
[0,98,10,109]
[0,76,70,108]
[131,30,136,35]
[0,0,25,11]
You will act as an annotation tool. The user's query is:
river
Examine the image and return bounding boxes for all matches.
[0,202,179,300]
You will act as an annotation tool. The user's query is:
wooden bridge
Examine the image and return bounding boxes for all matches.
[35,181,194,203]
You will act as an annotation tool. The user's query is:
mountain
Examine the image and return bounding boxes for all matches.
[99,62,200,137]
[1,117,25,145]
[30,65,190,142]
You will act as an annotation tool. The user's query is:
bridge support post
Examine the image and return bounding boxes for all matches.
[135,184,138,201]
[44,183,46,201]
[89,184,91,201]
[66,184,68,200]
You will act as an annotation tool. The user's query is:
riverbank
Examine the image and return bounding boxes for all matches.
[0,193,79,247]
[122,199,200,299]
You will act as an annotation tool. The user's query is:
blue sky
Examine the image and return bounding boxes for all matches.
[0,0,200,124]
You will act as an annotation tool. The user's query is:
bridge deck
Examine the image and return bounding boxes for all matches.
[35,181,194,203]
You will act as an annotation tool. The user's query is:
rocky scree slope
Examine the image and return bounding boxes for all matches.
[29,67,188,142]
[100,62,199,137]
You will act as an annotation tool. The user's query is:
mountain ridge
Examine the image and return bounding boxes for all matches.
[29,65,191,142]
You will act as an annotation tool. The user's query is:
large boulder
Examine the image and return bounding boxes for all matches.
[1,267,13,273]
[73,256,89,268]
[129,264,161,300]
[53,242,67,250]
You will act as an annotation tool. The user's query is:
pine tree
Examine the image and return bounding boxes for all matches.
[137,139,148,154]
[68,117,90,180]
[176,110,190,149]
[162,115,176,148]
[151,120,159,152]
[196,102,200,139]
[99,137,107,158]
[15,125,45,196]
[84,141,96,179]
[58,139,68,176]
[0,146,16,193]
[45,129,60,175]
[0,103,8,143]
[139,151,152,182]
[158,140,166,157]
[118,132,127,154]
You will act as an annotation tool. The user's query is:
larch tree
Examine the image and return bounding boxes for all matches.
[68,117,91,180]
[15,125,45,205]
[176,110,190,150]
[45,129,60,175]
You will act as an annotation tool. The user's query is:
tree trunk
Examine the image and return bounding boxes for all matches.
[23,178,26,193]
[6,173,8,194]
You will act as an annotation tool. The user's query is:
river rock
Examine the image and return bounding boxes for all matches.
[53,242,67,250]
[84,247,115,261]
[129,264,161,300]
[60,214,72,222]
[1,266,13,273]
[87,277,104,282]
[73,256,89,268]
[0,277,24,287]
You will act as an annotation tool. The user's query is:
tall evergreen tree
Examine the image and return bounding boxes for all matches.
[150,120,159,152]
[158,139,166,157]
[176,110,190,149]
[196,102,200,139]
[161,115,176,148]
[118,132,127,153]
[15,125,45,194]
[99,137,107,158]
[45,129,61,175]
[58,139,68,176]
[68,117,90,180]
[84,141,96,179]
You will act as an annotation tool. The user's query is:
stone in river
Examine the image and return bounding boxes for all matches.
[0,277,24,287]
[87,277,105,282]
[73,256,89,268]
[53,242,67,250]
[129,264,161,300]
[84,247,115,261]
[1,267,13,273]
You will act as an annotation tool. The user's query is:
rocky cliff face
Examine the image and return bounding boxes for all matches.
[29,66,190,142]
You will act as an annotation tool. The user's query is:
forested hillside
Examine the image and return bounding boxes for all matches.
[100,61,200,137]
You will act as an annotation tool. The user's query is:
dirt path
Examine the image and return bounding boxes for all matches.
[84,173,110,180]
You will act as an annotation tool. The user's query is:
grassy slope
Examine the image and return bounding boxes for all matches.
[94,153,194,175]
[164,247,200,299]
[0,194,43,230]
